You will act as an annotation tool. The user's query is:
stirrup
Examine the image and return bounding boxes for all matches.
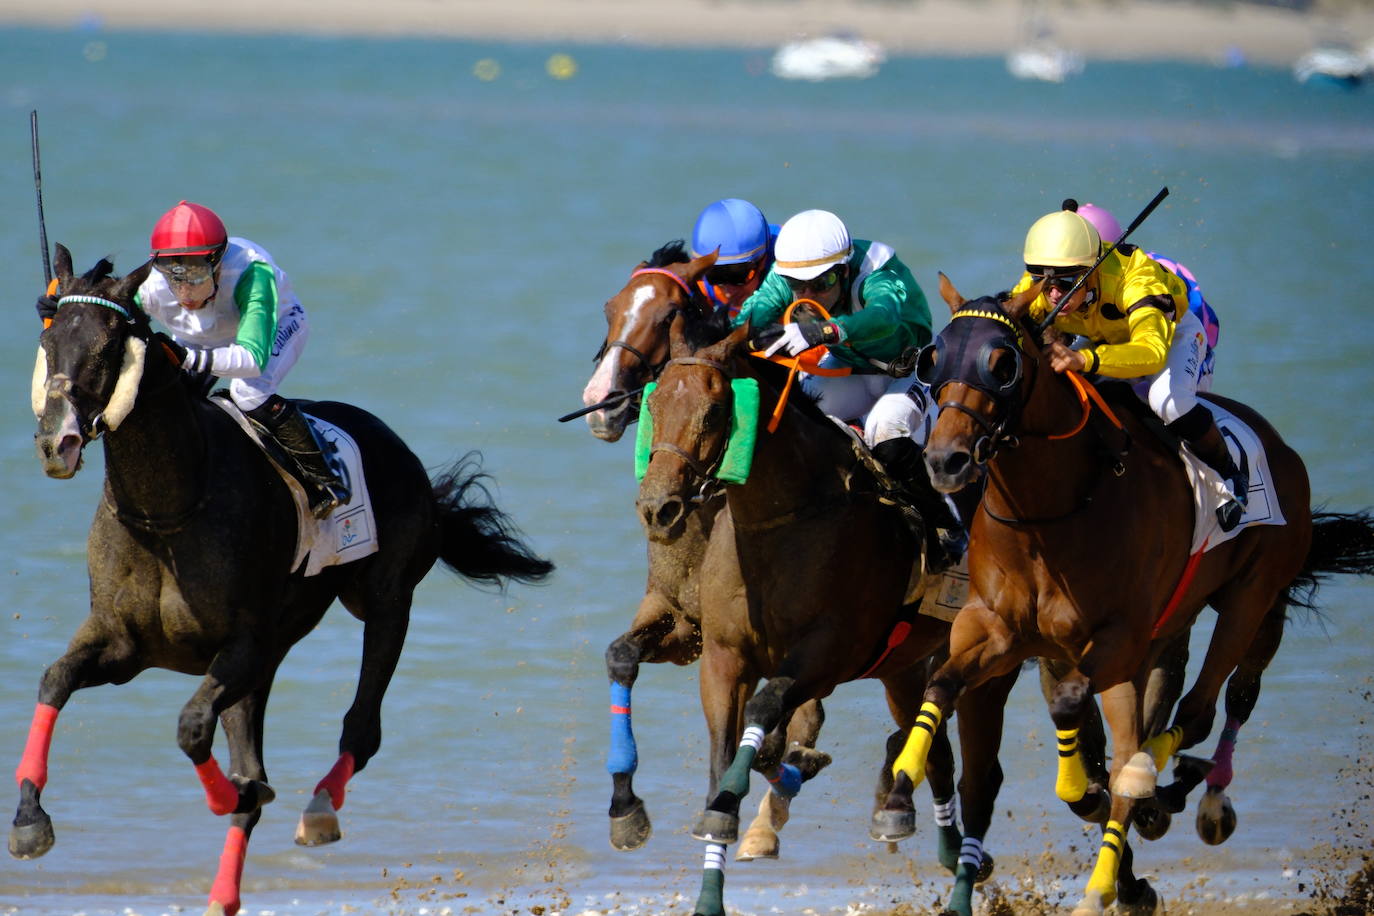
[308,483,348,521]
[1215,473,1248,533]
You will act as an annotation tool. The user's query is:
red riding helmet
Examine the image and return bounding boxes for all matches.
[149,201,228,260]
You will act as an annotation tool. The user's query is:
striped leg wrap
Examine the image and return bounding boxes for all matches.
[1055,727,1089,803]
[958,836,983,869]
[892,701,942,784]
[932,797,957,828]
[1086,819,1125,902]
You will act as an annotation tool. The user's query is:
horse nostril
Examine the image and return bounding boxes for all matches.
[653,499,684,530]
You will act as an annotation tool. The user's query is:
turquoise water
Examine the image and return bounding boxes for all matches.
[0,25,1372,915]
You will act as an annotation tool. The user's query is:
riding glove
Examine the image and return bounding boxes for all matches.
[764,319,844,358]
[35,294,59,322]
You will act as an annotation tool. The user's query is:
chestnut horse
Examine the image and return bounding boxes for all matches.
[582,243,834,860]
[881,276,1374,916]
[15,248,553,916]
[637,318,1010,916]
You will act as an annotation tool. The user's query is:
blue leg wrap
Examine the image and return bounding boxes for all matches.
[606,682,638,775]
[767,763,803,799]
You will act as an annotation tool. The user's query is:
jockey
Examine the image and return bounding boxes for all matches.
[734,209,963,566]
[135,201,349,520]
[1015,203,1248,531]
[1073,200,1221,384]
[690,198,778,318]
[734,208,933,447]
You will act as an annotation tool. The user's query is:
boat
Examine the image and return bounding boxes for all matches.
[1293,43,1367,87]
[771,33,885,81]
[1006,43,1085,82]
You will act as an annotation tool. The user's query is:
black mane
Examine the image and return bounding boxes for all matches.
[646,239,690,268]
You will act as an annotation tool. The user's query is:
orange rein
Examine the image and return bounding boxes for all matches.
[1046,369,1125,441]
[748,299,850,433]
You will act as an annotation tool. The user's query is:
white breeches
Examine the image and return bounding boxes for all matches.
[800,353,934,447]
[1131,309,1213,424]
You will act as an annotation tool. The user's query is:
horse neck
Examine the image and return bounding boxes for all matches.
[101,368,209,528]
[984,365,1101,521]
[727,362,853,528]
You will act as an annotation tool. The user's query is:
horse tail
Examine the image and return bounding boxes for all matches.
[1284,508,1374,611]
[430,452,555,588]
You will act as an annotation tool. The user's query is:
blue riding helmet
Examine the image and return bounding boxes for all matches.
[691,198,770,265]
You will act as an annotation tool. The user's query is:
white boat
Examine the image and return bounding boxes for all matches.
[1294,44,1367,86]
[771,34,885,82]
[1006,42,1084,82]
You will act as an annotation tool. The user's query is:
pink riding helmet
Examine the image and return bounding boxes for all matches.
[1077,202,1122,243]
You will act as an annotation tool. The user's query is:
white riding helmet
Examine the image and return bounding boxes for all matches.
[773,209,852,281]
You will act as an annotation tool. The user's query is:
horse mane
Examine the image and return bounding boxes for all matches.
[646,239,690,268]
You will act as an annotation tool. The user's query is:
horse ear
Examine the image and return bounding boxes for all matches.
[1005,280,1042,320]
[669,312,691,358]
[684,250,718,282]
[112,260,154,304]
[54,243,73,285]
[937,272,965,313]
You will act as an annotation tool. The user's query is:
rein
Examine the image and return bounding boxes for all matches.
[590,266,713,394]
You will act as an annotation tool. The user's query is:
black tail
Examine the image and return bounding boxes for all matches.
[1285,509,1374,611]
[431,453,554,588]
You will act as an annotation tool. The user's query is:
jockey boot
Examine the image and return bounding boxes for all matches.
[872,437,966,573]
[250,396,350,520]
[1177,411,1248,533]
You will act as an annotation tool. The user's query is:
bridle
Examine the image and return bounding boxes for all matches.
[40,294,151,444]
[647,355,733,505]
[919,298,1128,525]
[592,267,711,383]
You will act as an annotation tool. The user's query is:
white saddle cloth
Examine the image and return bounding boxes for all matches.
[1180,400,1286,555]
[211,398,381,576]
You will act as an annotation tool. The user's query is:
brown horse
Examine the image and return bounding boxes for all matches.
[585,243,832,859]
[881,275,1374,916]
[637,317,999,916]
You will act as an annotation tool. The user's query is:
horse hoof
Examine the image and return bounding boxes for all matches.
[1196,787,1236,846]
[1067,787,1110,824]
[782,746,833,780]
[869,808,915,842]
[975,852,994,884]
[1134,800,1172,841]
[1117,879,1160,916]
[609,798,652,851]
[1114,751,1158,799]
[204,902,229,916]
[735,827,779,861]
[294,789,342,846]
[690,809,739,844]
[8,815,55,860]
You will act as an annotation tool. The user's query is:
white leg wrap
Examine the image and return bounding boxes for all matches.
[933,798,957,828]
[703,843,727,871]
[959,836,984,869]
[739,725,765,752]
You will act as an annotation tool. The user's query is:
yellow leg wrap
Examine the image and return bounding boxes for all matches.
[1055,728,1089,803]
[1085,819,1125,905]
[892,702,943,785]
[1141,726,1184,772]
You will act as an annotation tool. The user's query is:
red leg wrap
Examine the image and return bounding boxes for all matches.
[314,752,355,811]
[195,756,240,816]
[208,824,247,916]
[15,703,59,789]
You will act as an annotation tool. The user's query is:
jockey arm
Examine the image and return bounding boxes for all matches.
[186,261,279,378]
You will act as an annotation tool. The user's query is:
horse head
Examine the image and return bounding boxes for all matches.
[918,273,1046,493]
[582,241,717,441]
[635,315,750,542]
[33,244,155,478]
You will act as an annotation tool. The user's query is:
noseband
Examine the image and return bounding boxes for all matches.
[42,295,148,443]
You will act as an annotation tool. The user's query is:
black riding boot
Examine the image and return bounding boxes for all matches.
[1174,407,1248,532]
[250,397,350,520]
[872,436,966,572]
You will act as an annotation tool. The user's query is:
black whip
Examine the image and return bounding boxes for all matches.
[31,110,52,285]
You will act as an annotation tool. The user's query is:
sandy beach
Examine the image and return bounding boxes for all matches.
[3,0,1374,67]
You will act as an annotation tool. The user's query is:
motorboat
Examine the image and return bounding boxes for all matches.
[771,33,885,81]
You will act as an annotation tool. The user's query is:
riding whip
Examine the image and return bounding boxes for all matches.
[1035,186,1170,335]
[30,110,52,285]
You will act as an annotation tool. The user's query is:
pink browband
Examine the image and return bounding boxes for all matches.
[630,267,694,299]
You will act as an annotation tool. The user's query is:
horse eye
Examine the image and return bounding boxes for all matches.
[704,402,729,428]
[987,348,1018,386]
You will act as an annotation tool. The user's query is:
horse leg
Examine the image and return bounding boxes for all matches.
[940,672,1018,916]
[10,625,140,860]
[1040,659,1110,824]
[203,683,276,916]
[1135,630,1194,840]
[877,600,1017,837]
[736,697,829,862]
[1189,597,1286,846]
[178,639,276,820]
[298,593,409,846]
[688,641,749,916]
[604,594,689,851]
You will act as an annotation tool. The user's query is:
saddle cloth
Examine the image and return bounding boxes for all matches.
[1180,399,1285,554]
[210,397,380,576]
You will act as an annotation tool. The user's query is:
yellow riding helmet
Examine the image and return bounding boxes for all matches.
[1023,210,1101,269]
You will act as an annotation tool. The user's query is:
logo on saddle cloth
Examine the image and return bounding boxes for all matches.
[634,379,761,484]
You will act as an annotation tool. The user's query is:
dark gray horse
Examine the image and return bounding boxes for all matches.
[14,246,553,916]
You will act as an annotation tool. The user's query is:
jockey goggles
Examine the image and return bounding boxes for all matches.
[1025,265,1090,293]
[783,266,842,295]
[153,255,217,286]
[705,260,760,287]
